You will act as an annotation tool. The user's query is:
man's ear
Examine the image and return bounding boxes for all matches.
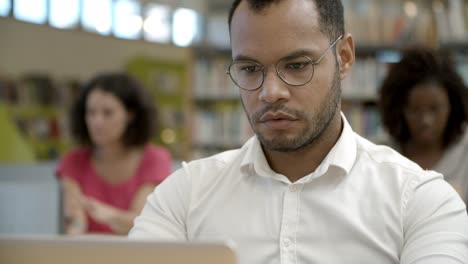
[336,33,355,80]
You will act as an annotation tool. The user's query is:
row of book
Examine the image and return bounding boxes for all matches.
[192,106,253,158]
[0,74,81,107]
[342,102,383,141]
[341,57,390,101]
[344,0,434,46]
[193,58,240,100]
[0,74,78,160]
[433,0,467,43]
[202,0,467,49]
[344,0,468,46]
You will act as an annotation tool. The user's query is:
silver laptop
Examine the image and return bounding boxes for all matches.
[0,235,237,264]
[0,163,63,234]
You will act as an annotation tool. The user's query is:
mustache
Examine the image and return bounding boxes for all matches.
[252,103,302,121]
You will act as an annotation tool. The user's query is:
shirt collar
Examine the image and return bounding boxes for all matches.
[240,112,357,181]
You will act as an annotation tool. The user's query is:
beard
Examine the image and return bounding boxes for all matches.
[243,67,341,152]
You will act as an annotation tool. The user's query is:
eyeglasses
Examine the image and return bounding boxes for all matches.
[226,35,343,91]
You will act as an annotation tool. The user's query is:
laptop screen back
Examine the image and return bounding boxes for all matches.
[0,163,63,234]
[0,236,237,264]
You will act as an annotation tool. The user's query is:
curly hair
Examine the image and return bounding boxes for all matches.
[228,0,344,43]
[70,72,157,148]
[378,46,468,148]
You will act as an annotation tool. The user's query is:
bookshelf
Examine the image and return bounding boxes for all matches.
[0,74,78,161]
[341,48,394,141]
[190,47,253,159]
[127,56,193,161]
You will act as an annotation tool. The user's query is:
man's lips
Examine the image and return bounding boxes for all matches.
[259,112,297,129]
[260,112,296,122]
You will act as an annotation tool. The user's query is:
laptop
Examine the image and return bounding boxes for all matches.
[0,235,237,264]
[0,163,64,234]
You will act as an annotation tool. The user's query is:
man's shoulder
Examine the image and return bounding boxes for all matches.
[353,134,445,204]
[354,134,435,177]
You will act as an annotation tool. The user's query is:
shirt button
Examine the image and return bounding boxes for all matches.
[289,185,298,192]
[284,238,291,247]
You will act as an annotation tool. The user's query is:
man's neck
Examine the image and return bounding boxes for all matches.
[263,113,343,183]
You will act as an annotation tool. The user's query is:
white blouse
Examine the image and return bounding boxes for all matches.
[434,130,468,206]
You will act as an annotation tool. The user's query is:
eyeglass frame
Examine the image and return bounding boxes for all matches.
[226,35,344,91]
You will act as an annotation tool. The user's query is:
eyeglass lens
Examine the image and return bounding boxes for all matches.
[229,55,314,90]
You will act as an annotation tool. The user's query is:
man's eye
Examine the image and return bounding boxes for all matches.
[241,65,261,73]
[285,61,310,70]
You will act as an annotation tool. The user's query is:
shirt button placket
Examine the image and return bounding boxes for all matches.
[280,183,302,263]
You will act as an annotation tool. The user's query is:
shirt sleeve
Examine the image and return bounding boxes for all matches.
[400,171,468,264]
[138,146,172,185]
[129,161,190,240]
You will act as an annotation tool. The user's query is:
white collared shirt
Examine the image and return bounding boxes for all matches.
[130,115,468,264]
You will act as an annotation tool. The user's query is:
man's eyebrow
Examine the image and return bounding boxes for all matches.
[232,49,317,62]
[282,49,316,60]
[232,54,257,62]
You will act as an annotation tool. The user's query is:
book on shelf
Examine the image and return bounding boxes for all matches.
[344,0,407,46]
[345,0,437,46]
[342,57,389,101]
[193,57,238,99]
[192,105,252,149]
[342,102,382,141]
[447,0,466,41]
[434,0,468,43]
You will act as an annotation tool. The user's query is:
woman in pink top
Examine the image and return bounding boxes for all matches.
[57,72,172,235]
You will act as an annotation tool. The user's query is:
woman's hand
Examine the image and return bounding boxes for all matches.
[61,178,87,235]
[83,196,117,225]
[81,183,157,235]
[83,196,132,235]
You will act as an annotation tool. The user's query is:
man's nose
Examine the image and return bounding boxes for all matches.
[258,67,291,103]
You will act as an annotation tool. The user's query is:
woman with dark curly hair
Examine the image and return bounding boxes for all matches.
[56,72,172,235]
[379,46,468,206]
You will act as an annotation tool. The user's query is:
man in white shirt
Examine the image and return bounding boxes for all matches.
[129,0,468,263]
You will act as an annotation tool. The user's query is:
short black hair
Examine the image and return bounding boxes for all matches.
[228,0,344,42]
[379,46,468,148]
[70,72,157,147]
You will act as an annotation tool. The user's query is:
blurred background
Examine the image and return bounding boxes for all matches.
[0,0,467,163]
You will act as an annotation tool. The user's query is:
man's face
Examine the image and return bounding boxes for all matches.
[230,0,342,152]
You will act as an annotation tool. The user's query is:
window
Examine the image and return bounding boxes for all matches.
[0,0,11,17]
[14,0,47,24]
[8,0,205,47]
[81,0,112,35]
[172,8,199,47]
[143,3,171,43]
[49,0,80,29]
[113,0,142,39]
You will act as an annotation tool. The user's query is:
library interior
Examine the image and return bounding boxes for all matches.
[0,0,467,262]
